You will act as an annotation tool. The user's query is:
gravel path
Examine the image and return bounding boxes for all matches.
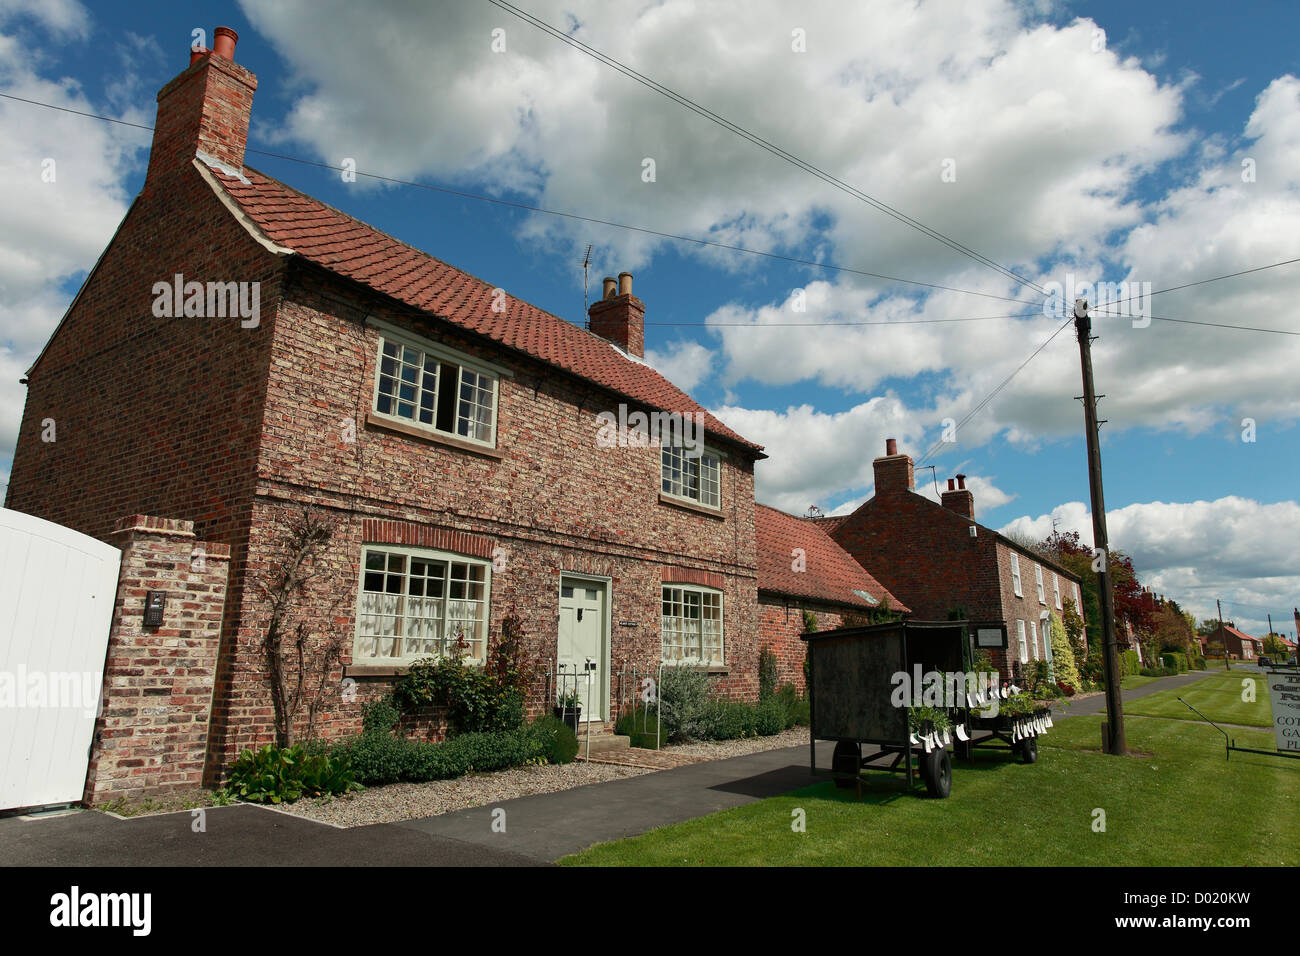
[663,727,808,759]
[280,761,652,827]
[281,728,812,828]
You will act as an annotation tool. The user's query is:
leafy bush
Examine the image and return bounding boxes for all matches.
[1120,649,1141,677]
[801,608,819,633]
[659,665,720,742]
[1047,613,1082,689]
[1161,652,1187,673]
[393,655,522,735]
[615,705,663,749]
[334,726,551,786]
[774,683,809,728]
[755,697,787,736]
[226,743,360,804]
[528,714,579,764]
[714,700,759,739]
[362,696,400,736]
[1056,681,1076,697]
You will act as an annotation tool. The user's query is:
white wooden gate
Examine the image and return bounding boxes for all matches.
[1,507,121,810]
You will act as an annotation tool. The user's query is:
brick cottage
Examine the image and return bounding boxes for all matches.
[825,440,1087,679]
[5,29,769,789]
[755,504,908,692]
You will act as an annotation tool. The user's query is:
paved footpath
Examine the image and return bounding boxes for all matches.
[0,744,834,867]
[396,741,835,862]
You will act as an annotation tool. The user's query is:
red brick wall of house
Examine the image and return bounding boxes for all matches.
[758,597,853,693]
[83,516,231,804]
[199,264,761,770]
[831,487,1084,680]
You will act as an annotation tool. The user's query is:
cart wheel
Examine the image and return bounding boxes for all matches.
[1017,736,1039,764]
[831,740,861,789]
[922,747,952,799]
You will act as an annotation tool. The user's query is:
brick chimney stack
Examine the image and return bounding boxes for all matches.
[588,271,645,358]
[147,26,257,189]
[872,438,914,496]
[942,472,974,518]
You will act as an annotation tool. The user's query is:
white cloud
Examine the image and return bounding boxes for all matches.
[999,496,1300,637]
[713,396,923,514]
[0,0,89,40]
[0,18,150,473]
[644,339,715,392]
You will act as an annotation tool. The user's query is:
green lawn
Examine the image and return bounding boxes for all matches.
[1122,670,1274,728]
[562,708,1297,866]
[1119,674,1161,690]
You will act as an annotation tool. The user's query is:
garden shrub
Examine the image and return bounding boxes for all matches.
[334,725,552,786]
[659,665,720,742]
[226,743,360,804]
[528,714,579,764]
[1120,649,1141,677]
[755,697,787,736]
[362,696,400,736]
[614,705,662,749]
[1161,651,1187,672]
[1047,613,1082,689]
[774,683,809,728]
[714,700,759,739]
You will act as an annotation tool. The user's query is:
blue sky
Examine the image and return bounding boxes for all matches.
[1,0,1297,636]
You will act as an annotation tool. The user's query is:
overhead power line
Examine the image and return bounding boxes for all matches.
[915,316,1075,467]
[1090,310,1298,336]
[1092,256,1300,312]
[484,0,1048,297]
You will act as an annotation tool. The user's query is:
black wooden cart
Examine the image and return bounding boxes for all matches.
[802,619,1050,798]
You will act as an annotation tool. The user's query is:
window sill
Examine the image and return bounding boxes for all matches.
[343,665,409,678]
[365,411,504,460]
[661,662,728,675]
[658,492,724,519]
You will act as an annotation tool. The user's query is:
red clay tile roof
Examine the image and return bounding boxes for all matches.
[756,504,908,611]
[204,162,761,453]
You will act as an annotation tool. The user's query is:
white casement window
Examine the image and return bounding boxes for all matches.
[1017,619,1028,662]
[1010,553,1023,597]
[1073,582,1082,619]
[373,334,499,445]
[661,445,722,509]
[1030,621,1039,659]
[1053,572,1062,610]
[354,545,490,665]
[661,585,724,664]
[1035,564,1046,604]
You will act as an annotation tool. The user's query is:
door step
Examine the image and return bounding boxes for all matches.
[576,734,630,755]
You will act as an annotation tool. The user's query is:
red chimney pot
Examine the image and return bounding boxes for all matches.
[212,26,238,60]
[885,438,898,456]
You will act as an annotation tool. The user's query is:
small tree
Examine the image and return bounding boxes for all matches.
[254,506,344,747]
[1047,612,1081,690]
[1262,633,1288,658]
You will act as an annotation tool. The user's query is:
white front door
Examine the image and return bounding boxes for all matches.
[558,579,606,721]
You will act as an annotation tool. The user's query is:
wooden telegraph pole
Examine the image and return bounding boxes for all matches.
[1074,298,1126,756]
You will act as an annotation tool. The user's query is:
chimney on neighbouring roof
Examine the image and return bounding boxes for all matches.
[147,26,257,188]
[587,270,645,358]
[872,438,913,496]
[942,472,974,519]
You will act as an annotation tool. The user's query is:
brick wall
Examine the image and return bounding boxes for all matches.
[83,515,230,804]
[831,483,1084,680]
[758,597,852,693]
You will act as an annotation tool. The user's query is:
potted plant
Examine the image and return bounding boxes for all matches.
[554,690,582,733]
